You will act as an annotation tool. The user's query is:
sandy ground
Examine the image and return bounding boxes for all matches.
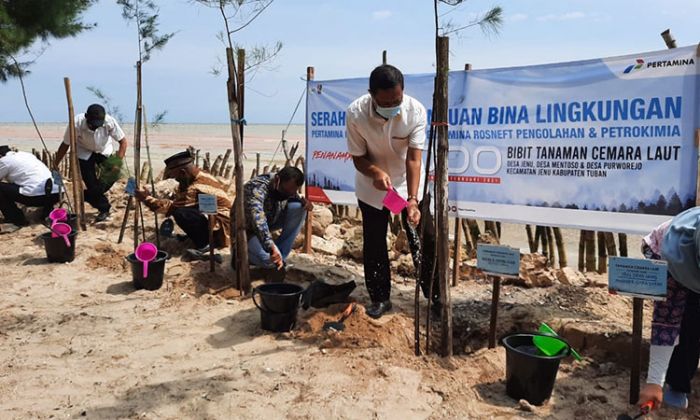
[0,126,696,419]
[0,196,698,419]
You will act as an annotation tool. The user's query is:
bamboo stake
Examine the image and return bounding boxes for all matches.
[546,226,555,266]
[63,78,85,230]
[597,231,607,274]
[585,230,597,272]
[578,230,585,270]
[220,149,232,176]
[211,154,223,176]
[618,233,628,257]
[553,227,567,268]
[604,232,617,257]
[466,219,480,246]
[526,225,536,253]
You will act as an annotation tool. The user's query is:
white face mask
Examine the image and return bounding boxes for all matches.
[375,104,401,119]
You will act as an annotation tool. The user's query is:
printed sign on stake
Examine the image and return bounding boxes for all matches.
[609,256,668,300]
[198,194,218,215]
[125,177,136,196]
[477,244,521,278]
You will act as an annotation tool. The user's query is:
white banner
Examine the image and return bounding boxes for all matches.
[306,45,699,234]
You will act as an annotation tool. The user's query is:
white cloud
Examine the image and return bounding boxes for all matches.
[372,10,392,20]
[508,13,528,22]
[537,11,586,22]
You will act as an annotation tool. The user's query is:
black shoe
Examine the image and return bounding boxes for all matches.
[95,211,111,222]
[159,218,174,238]
[186,246,224,264]
[366,300,393,319]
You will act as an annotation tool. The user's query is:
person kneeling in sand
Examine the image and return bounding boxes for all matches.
[234,167,312,280]
[135,150,233,262]
[0,145,60,233]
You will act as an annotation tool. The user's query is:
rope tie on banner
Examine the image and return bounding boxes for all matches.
[231,118,247,125]
[431,121,448,127]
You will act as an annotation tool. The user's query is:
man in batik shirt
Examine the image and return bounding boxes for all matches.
[135,150,232,261]
[237,166,312,275]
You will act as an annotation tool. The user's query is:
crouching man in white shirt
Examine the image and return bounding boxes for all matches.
[0,146,59,232]
[54,104,128,222]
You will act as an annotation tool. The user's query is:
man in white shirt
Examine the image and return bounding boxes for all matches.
[0,146,59,232]
[54,104,128,222]
[346,65,440,319]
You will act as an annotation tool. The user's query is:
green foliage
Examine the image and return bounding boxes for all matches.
[116,0,174,62]
[150,110,167,128]
[97,154,125,185]
[438,2,503,37]
[197,1,281,82]
[0,0,96,81]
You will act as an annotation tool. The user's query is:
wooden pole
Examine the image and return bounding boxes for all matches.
[226,47,251,293]
[133,60,143,251]
[435,36,452,357]
[489,275,501,349]
[142,105,160,249]
[630,297,643,404]
[452,219,462,287]
[382,50,387,64]
[220,149,232,176]
[62,78,85,231]
[117,196,132,244]
[303,66,315,255]
[209,214,216,272]
[546,226,555,266]
[554,227,567,267]
[597,231,607,273]
[237,49,246,148]
[618,233,629,257]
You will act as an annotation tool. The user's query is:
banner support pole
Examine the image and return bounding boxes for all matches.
[303,66,315,254]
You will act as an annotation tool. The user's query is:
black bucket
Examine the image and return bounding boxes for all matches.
[41,231,78,263]
[252,283,304,332]
[501,332,570,406]
[126,251,169,291]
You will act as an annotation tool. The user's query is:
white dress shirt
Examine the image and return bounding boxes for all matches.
[346,93,427,210]
[63,113,126,161]
[0,151,59,196]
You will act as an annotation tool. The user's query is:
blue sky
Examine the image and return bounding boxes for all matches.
[0,0,698,124]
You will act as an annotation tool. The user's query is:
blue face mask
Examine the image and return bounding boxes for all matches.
[375,105,401,119]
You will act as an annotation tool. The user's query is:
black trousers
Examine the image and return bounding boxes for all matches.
[79,153,115,213]
[0,182,59,225]
[666,290,700,393]
[358,199,439,304]
[172,207,209,249]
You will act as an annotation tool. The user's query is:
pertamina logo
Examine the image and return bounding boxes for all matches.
[623,59,645,74]
[623,56,695,74]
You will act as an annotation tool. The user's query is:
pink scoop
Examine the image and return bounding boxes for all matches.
[382,189,409,214]
[135,242,158,279]
[49,208,68,224]
[50,222,72,247]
